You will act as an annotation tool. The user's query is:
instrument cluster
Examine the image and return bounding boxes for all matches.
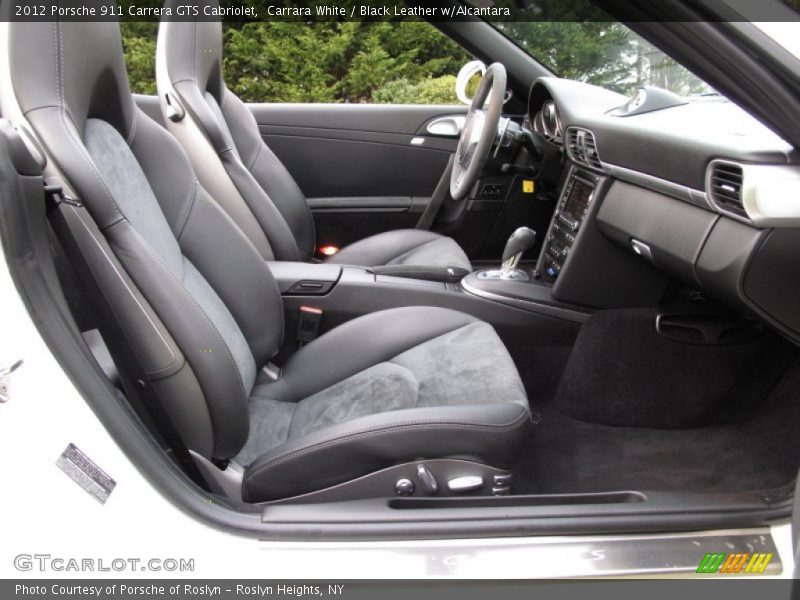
[531,99,563,144]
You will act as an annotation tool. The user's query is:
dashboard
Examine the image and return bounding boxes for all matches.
[527,77,800,226]
[525,77,800,344]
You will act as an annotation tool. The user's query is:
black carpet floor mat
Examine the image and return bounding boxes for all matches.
[512,357,800,495]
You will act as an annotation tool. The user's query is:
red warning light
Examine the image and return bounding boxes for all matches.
[319,245,340,256]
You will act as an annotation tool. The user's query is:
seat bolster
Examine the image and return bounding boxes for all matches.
[105,219,252,458]
[217,149,305,262]
[325,229,471,271]
[242,402,531,502]
[177,181,285,364]
[220,89,316,260]
[254,306,479,403]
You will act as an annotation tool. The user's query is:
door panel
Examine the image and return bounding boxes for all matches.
[248,103,477,251]
[306,196,423,251]
[260,134,451,199]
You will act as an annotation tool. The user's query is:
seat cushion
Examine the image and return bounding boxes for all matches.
[236,307,531,502]
[325,229,472,271]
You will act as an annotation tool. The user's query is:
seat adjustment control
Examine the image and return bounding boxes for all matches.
[493,473,513,486]
[492,472,513,496]
[416,463,438,494]
[394,478,415,496]
[447,475,484,493]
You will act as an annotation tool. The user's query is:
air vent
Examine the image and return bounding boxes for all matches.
[566,127,602,170]
[708,162,746,218]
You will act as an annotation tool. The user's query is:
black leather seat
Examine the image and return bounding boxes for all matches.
[156,4,472,271]
[5,20,531,502]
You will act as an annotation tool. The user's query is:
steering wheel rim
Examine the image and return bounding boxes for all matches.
[450,62,507,201]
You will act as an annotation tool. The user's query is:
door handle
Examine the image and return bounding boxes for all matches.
[426,115,466,137]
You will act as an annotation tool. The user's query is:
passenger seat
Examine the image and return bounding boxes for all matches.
[156,1,473,271]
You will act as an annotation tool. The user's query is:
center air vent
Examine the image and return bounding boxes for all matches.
[707,162,746,218]
[566,127,602,170]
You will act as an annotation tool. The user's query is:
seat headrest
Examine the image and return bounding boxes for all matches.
[161,0,225,102]
[7,20,135,142]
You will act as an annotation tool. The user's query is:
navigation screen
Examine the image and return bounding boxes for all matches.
[563,179,593,221]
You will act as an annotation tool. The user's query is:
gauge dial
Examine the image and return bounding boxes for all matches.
[532,109,545,136]
[541,100,561,139]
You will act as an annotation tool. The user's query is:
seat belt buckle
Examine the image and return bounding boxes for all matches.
[260,362,281,382]
[44,184,82,208]
[296,306,323,345]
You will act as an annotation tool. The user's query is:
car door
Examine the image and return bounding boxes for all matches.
[248,102,467,252]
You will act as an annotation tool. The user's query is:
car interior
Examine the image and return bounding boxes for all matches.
[1,1,800,536]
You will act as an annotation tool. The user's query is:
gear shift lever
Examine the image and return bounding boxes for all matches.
[476,226,537,281]
[501,227,537,278]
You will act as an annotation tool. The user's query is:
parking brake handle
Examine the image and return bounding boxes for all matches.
[367,265,470,283]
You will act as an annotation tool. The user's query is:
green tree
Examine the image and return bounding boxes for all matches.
[499,22,635,92]
[488,0,711,96]
[224,22,469,103]
[121,9,710,103]
[373,76,459,104]
[122,20,470,104]
[120,22,158,95]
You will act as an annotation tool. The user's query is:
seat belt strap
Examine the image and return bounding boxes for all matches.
[44,184,208,486]
[416,153,455,230]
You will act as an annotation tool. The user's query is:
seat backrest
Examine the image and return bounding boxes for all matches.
[4,19,285,461]
[157,3,316,262]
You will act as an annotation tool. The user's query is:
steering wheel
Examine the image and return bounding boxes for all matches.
[450,62,507,201]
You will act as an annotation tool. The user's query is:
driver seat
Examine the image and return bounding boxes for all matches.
[156,5,472,271]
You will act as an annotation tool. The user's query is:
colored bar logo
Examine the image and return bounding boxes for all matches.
[696,552,773,574]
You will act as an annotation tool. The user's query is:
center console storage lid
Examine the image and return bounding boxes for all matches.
[266,261,342,294]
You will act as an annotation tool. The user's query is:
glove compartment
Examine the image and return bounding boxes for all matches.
[596,180,718,286]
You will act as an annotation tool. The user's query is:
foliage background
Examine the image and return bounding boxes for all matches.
[121,21,470,103]
[121,16,714,104]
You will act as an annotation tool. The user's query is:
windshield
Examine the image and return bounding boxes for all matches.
[474,2,717,97]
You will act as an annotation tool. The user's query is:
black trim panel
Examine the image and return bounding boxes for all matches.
[249,103,467,135]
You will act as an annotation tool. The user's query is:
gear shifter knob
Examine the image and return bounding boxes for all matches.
[501,226,537,278]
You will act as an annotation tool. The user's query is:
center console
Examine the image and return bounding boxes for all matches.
[267,166,613,352]
[267,260,586,352]
[464,162,671,311]
[459,165,602,321]
[536,167,599,283]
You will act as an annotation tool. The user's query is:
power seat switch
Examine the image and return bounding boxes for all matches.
[492,473,513,496]
[416,463,438,495]
[296,305,323,345]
